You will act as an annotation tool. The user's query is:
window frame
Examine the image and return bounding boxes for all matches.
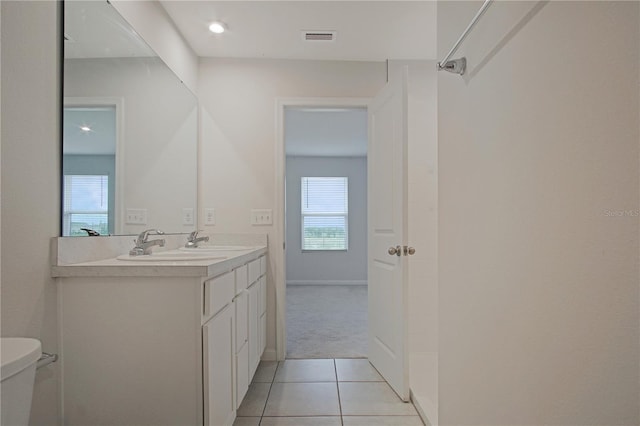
[300,176,349,252]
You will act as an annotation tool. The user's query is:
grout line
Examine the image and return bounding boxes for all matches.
[257,361,280,423]
[333,359,344,426]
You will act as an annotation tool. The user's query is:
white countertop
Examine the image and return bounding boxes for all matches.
[52,246,267,278]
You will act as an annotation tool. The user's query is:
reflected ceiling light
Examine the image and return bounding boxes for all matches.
[208,21,226,34]
[79,125,92,132]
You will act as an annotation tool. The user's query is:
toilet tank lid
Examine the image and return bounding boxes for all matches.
[1,338,42,381]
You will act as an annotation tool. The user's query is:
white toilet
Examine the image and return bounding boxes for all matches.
[1,338,42,426]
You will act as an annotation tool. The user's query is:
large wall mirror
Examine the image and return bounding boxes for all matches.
[62,1,197,236]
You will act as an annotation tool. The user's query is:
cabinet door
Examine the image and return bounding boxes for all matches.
[258,276,267,355]
[235,290,249,351]
[260,312,267,355]
[235,290,250,408]
[248,282,260,378]
[236,343,249,408]
[259,276,267,315]
[203,304,235,426]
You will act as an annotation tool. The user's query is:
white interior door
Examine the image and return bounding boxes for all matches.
[367,71,409,401]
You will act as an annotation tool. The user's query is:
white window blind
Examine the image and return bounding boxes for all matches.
[301,177,348,250]
[63,175,109,236]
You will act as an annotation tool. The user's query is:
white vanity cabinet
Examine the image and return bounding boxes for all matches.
[233,265,250,408]
[55,249,267,426]
[203,270,236,426]
[247,257,267,379]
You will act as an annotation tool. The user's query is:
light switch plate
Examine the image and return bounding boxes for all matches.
[182,208,194,226]
[204,208,216,226]
[251,209,272,226]
[126,208,147,225]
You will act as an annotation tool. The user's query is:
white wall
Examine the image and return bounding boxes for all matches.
[1,1,60,424]
[285,156,367,285]
[65,58,198,235]
[437,1,639,424]
[110,0,198,95]
[198,58,386,359]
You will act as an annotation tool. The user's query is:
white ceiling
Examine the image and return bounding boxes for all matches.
[160,1,437,61]
[285,107,367,157]
[64,107,116,155]
[63,1,437,157]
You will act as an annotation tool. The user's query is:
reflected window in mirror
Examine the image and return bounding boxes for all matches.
[63,105,116,236]
[63,174,110,236]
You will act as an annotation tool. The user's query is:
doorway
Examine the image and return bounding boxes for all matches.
[279,101,370,359]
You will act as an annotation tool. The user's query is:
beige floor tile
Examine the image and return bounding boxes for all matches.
[260,417,342,426]
[339,382,418,416]
[263,382,340,416]
[342,416,424,425]
[274,359,336,382]
[232,417,261,426]
[335,358,384,382]
[237,383,271,417]
[253,361,279,383]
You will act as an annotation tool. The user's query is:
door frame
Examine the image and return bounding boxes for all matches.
[63,96,125,235]
[274,97,372,361]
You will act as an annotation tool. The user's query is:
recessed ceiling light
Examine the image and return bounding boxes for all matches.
[208,22,226,34]
[80,125,92,132]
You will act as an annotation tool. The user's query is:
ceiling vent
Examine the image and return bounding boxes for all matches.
[302,31,336,42]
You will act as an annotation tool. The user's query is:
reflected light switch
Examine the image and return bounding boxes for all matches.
[204,208,215,226]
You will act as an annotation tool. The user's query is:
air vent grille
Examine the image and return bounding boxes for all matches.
[303,31,336,42]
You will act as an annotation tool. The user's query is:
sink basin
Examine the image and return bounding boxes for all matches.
[179,245,257,252]
[117,250,227,262]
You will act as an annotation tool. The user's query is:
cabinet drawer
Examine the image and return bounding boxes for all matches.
[248,258,261,285]
[260,256,267,276]
[203,271,235,318]
[235,265,248,294]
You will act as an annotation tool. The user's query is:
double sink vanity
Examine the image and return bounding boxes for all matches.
[52,233,268,426]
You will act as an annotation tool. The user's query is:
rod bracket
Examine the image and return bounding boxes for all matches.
[438,58,466,75]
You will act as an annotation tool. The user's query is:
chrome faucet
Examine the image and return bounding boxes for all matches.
[129,229,165,256]
[185,230,209,248]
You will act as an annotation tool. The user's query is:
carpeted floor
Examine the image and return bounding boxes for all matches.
[286,285,368,359]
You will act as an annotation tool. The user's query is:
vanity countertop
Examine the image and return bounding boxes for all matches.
[51,246,267,278]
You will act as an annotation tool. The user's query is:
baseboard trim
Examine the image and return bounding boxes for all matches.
[261,349,277,361]
[286,280,367,286]
[410,389,432,426]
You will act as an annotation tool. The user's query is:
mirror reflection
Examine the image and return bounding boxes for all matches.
[63,1,197,236]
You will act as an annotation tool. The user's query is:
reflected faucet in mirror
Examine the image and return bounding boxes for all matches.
[130,229,165,256]
[185,230,209,248]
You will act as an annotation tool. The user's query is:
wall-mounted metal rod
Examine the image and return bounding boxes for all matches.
[437,0,493,74]
[37,352,58,369]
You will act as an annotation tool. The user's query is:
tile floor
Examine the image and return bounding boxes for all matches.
[233,359,424,426]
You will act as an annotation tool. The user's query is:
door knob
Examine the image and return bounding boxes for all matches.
[404,246,416,256]
[388,245,401,256]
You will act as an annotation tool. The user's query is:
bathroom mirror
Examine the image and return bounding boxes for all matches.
[62,1,197,236]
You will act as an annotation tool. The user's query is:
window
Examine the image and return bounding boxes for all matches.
[301,177,348,250]
[63,175,109,236]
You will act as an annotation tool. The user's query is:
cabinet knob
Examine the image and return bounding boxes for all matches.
[405,246,416,256]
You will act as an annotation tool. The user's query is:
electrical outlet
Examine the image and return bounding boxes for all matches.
[182,208,194,226]
[204,208,216,226]
[126,208,147,225]
[251,209,273,226]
